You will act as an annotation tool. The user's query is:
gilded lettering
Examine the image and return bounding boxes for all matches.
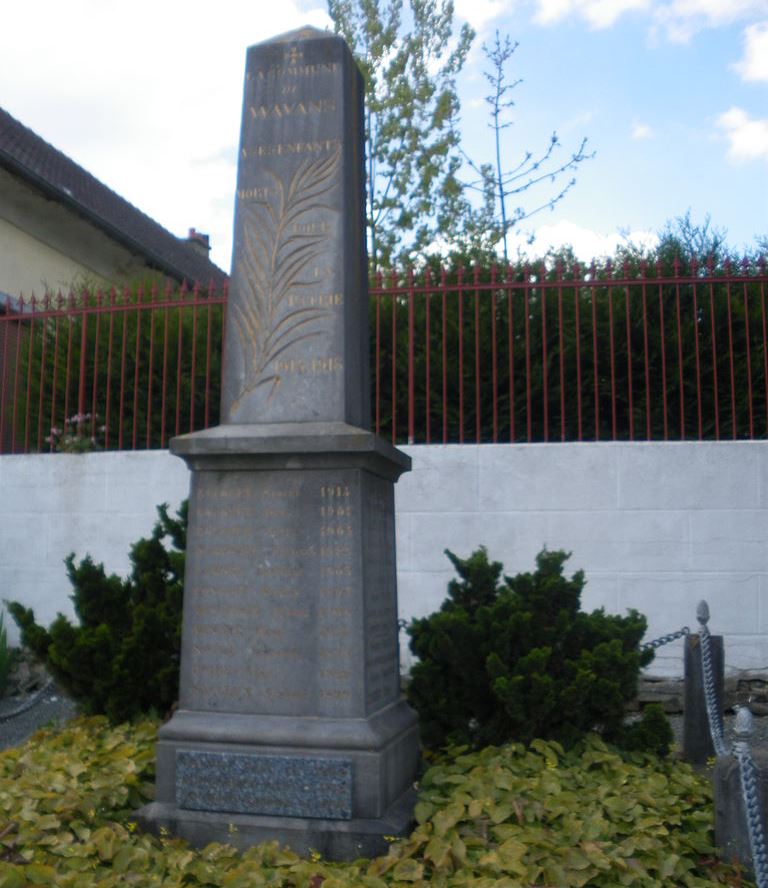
[321,586,354,597]
[192,642,235,656]
[320,564,352,577]
[319,667,350,680]
[320,606,353,618]
[320,505,353,518]
[274,606,310,619]
[237,186,272,201]
[286,292,343,308]
[319,524,353,537]
[255,62,340,79]
[249,99,335,119]
[292,221,330,236]
[310,356,343,374]
[241,139,340,157]
[320,544,352,557]
[319,690,351,700]
[274,358,307,375]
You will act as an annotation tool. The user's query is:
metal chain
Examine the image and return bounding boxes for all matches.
[734,708,768,888]
[641,626,690,651]
[697,601,728,757]
[0,678,54,723]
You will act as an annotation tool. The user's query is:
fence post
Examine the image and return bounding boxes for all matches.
[683,602,724,765]
[714,708,768,885]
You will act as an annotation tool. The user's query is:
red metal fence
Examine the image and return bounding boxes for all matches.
[1,259,767,453]
[373,259,768,444]
[0,283,226,454]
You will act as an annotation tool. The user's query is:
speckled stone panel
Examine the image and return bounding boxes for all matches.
[175,750,353,820]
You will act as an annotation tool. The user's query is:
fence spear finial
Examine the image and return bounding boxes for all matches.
[697,600,710,627]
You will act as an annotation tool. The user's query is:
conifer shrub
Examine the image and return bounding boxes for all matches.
[0,612,15,696]
[407,547,672,754]
[8,502,186,723]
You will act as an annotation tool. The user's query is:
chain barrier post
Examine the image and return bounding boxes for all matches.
[685,599,725,764]
[714,707,768,887]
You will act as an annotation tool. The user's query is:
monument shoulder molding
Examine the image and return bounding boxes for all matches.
[170,423,411,478]
[158,699,418,749]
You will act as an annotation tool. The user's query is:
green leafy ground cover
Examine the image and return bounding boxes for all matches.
[0,717,750,888]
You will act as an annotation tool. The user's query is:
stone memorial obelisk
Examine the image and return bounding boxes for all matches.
[136,27,419,860]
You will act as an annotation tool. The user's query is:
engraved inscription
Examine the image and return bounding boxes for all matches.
[183,472,362,715]
[249,99,336,118]
[249,61,341,81]
[240,139,341,158]
[287,291,343,308]
[237,186,273,200]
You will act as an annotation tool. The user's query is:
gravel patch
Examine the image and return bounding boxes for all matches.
[0,685,79,751]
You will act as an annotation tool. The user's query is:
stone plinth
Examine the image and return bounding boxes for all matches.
[137,426,418,859]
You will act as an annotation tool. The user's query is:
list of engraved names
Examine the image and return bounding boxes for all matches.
[182,471,362,717]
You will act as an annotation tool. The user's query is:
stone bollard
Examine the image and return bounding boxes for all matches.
[683,601,725,765]
[714,708,768,883]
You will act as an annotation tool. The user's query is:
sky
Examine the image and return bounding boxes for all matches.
[0,0,766,271]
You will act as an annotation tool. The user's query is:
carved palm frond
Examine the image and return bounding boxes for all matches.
[229,148,342,415]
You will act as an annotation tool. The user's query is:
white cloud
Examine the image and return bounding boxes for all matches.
[508,220,658,261]
[631,122,653,139]
[0,0,332,270]
[533,0,651,29]
[654,0,767,42]
[734,21,768,82]
[717,107,768,162]
[455,0,510,31]
[532,0,766,40]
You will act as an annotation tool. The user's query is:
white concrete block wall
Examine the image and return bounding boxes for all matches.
[396,442,768,676]
[1,442,766,677]
[0,452,189,644]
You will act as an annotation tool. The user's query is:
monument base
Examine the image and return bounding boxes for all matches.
[138,423,419,861]
[137,786,416,861]
[136,701,419,860]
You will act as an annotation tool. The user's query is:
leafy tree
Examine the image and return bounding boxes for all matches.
[615,212,734,273]
[328,0,474,270]
[461,31,594,263]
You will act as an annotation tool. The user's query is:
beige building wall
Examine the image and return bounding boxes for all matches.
[0,166,165,297]
[0,215,96,297]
